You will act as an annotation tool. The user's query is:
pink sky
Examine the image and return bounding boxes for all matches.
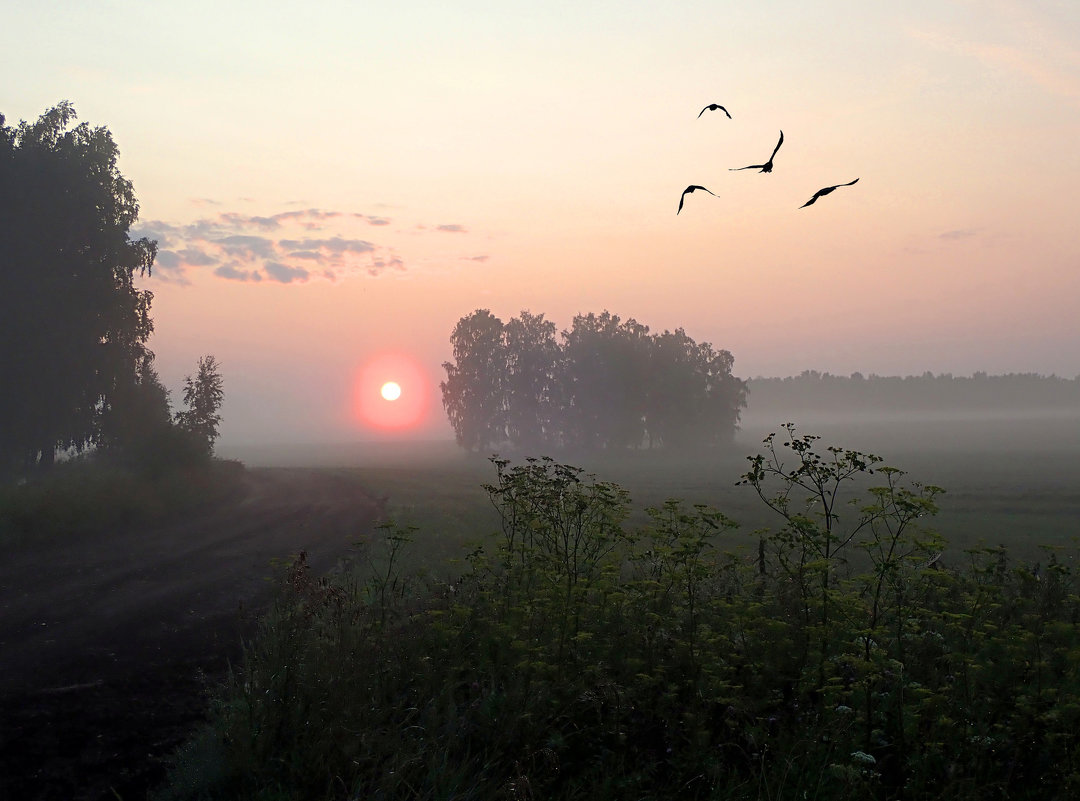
[4,1,1078,444]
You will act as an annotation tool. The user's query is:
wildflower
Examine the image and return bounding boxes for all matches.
[850,750,876,766]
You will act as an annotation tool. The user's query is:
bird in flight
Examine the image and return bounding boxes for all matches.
[799,178,859,208]
[677,185,717,214]
[698,103,731,119]
[730,130,784,173]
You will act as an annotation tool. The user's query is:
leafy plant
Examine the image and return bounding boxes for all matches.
[159,438,1080,801]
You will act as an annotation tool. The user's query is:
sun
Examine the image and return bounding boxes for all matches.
[354,353,430,432]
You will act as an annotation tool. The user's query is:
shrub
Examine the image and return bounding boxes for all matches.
[161,442,1080,800]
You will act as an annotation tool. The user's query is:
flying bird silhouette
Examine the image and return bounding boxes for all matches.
[677,185,717,214]
[730,130,784,173]
[799,178,859,208]
[698,103,731,119]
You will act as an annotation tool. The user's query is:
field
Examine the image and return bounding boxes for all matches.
[228,414,1080,567]
[2,414,1078,799]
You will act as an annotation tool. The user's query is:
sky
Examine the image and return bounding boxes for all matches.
[4,0,1079,445]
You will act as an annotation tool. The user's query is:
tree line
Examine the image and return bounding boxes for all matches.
[440,309,748,453]
[747,369,1080,418]
[1,103,222,480]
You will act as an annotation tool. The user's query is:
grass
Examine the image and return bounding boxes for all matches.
[328,434,1080,572]
[0,456,246,547]
[344,460,495,573]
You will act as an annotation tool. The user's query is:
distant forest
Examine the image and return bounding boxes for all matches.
[745,371,1080,420]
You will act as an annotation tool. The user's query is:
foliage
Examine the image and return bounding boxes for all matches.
[161,436,1080,801]
[0,102,157,476]
[176,354,225,457]
[94,354,207,475]
[440,308,748,453]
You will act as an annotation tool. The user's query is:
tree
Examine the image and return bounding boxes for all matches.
[441,310,507,451]
[503,311,564,452]
[689,338,747,446]
[0,102,156,476]
[561,312,652,451]
[176,355,225,457]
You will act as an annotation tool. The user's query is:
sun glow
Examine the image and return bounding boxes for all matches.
[355,355,429,431]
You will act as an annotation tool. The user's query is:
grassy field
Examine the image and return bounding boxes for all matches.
[222,414,1080,570]
[168,413,1080,801]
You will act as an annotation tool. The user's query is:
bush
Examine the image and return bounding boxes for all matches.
[160,442,1080,800]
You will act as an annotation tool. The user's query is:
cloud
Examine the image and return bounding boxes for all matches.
[370,254,405,276]
[464,255,489,262]
[214,263,262,282]
[264,261,310,283]
[136,205,481,285]
[939,229,978,241]
[177,247,218,266]
[133,221,182,243]
[216,234,278,259]
[223,213,280,230]
[279,236,376,254]
[275,209,341,222]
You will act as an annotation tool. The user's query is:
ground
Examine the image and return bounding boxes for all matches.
[0,467,386,801]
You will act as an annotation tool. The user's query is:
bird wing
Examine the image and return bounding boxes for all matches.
[800,179,859,208]
[770,130,784,161]
[699,104,731,118]
[678,191,687,214]
[730,164,763,171]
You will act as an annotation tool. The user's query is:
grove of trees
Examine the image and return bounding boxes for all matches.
[441,309,748,453]
[0,103,222,479]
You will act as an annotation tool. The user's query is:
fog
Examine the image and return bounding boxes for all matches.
[217,370,1080,467]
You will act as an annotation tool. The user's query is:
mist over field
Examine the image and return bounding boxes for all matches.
[220,369,1080,464]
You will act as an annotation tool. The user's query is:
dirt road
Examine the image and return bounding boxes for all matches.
[0,467,386,801]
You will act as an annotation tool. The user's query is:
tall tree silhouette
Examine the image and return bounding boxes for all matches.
[441,310,508,451]
[176,355,225,457]
[0,103,157,475]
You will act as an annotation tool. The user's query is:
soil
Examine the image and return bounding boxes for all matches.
[0,467,387,801]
